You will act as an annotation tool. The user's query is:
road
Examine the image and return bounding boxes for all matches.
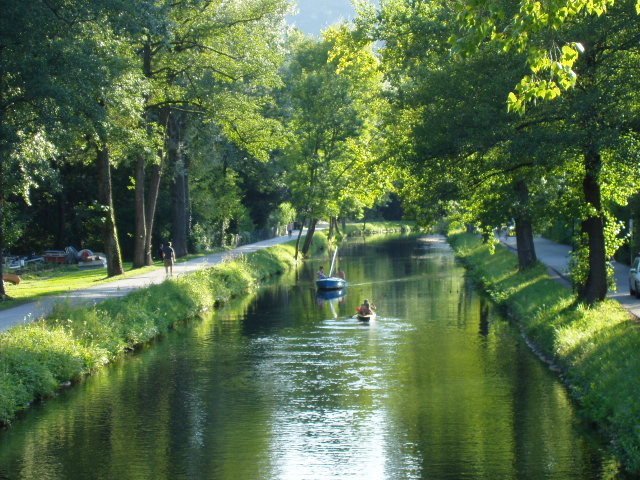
[0,231,302,332]
[500,235,640,319]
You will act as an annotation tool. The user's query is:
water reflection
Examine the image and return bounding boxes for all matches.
[0,235,618,480]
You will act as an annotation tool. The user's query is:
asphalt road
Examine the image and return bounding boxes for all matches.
[500,235,640,319]
[0,231,302,332]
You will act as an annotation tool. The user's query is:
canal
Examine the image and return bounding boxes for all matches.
[0,235,614,479]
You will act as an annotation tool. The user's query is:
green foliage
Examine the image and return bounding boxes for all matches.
[277,29,395,222]
[450,231,640,473]
[451,0,638,111]
[267,202,296,230]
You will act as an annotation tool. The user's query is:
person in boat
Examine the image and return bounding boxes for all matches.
[337,267,346,280]
[358,299,375,315]
[317,266,326,279]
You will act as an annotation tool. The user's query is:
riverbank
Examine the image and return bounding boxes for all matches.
[0,234,328,425]
[449,232,640,475]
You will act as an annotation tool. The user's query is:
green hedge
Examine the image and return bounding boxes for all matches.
[449,232,640,475]
[0,236,327,425]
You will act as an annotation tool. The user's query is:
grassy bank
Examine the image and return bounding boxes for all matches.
[448,232,640,474]
[0,235,327,425]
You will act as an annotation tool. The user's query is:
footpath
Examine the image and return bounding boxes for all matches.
[0,232,301,332]
[500,235,640,319]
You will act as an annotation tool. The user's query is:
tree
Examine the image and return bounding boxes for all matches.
[128,0,290,265]
[279,29,393,256]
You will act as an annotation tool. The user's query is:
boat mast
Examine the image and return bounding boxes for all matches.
[329,248,338,277]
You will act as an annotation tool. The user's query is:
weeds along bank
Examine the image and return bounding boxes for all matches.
[449,232,640,475]
[0,236,328,426]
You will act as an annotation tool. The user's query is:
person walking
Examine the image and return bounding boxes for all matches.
[162,242,176,276]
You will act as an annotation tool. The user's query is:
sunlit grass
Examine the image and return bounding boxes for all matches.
[0,252,220,311]
[449,231,640,474]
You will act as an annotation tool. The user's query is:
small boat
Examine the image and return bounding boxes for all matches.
[316,276,347,290]
[316,247,347,290]
[356,312,376,322]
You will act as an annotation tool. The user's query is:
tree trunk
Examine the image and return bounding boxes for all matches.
[0,153,6,299]
[169,115,189,257]
[172,156,189,257]
[513,180,537,270]
[579,147,607,304]
[142,108,170,265]
[96,144,124,277]
[133,155,147,267]
[144,161,163,264]
[301,218,318,255]
[328,217,335,241]
[294,217,306,260]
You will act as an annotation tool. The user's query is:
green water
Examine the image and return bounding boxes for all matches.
[0,235,615,479]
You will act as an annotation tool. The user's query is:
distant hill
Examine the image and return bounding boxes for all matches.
[288,0,361,36]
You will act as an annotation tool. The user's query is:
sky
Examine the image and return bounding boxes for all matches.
[287,0,372,36]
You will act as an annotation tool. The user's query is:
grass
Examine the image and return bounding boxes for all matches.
[448,231,640,475]
[0,251,222,311]
[0,235,328,425]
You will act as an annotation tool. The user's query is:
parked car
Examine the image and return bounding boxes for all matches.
[629,256,640,297]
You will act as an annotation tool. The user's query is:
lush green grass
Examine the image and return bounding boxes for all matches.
[0,252,223,311]
[0,236,328,425]
[449,232,640,475]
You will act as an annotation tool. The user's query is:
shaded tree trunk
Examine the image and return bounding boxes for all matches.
[294,217,306,260]
[513,180,537,270]
[328,217,335,241]
[144,162,163,263]
[169,115,189,257]
[301,218,318,255]
[140,107,169,266]
[0,152,6,299]
[132,155,147,267]
[334,217,342,237]
[96,144,124,277]
[579,147,607,304]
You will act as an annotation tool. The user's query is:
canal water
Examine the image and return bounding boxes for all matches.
[0,235,615,479]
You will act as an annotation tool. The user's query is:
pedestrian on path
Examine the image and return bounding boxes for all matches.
[163,242,176,276]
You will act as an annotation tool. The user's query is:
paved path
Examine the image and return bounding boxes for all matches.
[500,235,640,319]
[0,232,302,332]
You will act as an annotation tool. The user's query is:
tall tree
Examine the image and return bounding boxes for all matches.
[129,0,290,265]
[279,29,392,256]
